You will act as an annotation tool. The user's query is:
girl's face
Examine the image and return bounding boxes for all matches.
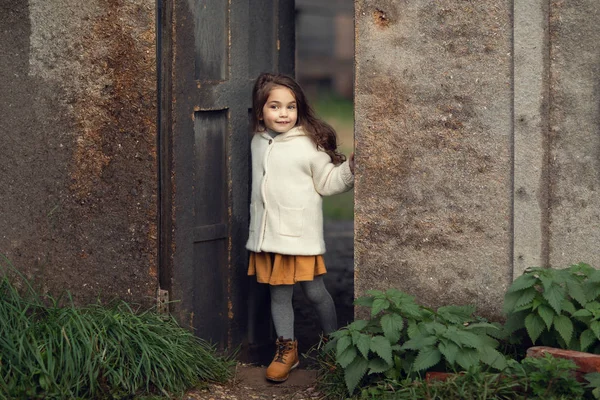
[261,85,298,134]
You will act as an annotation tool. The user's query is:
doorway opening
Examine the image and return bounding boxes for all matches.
[292,0,355,361]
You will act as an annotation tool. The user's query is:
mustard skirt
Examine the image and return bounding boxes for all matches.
[248,252,327,285]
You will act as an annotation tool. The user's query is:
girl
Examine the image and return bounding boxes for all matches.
[246,72,355,382]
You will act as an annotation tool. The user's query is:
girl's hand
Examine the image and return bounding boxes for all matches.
[349,152,355,175]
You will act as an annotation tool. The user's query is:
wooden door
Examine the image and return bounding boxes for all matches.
[159,0,295,359]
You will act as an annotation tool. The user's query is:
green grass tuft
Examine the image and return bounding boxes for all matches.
[0,257,234,399]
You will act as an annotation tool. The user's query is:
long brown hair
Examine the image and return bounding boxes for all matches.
[251,73,346,165]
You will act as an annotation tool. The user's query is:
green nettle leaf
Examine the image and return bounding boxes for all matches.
[531,296,543,310]
[554,315,573,343]
[580,329,597,352]
[324,338,337,353]
[539,274,554,292]
[477,333,500,349]
[401,335,438,351]
[348,320,369,331]
[570,262,593,275]
[423,321,446,336]
[380,314,404,344]
[591,320,600,339]
[537,304,556,330]
[572,309,593,319]
[399,302,423,319]
[355,334,371,359]
[354,296,374,308]
[337,345,358,368]
[543,283,566,315]
[562,300,577,315]
[452,330,483,349]
[525,313,546,344]
[344,355,369,394]
[336,335,352,358]
[351,330,361,345]
[479,346,507,370]
[589,270,600,284]
[385,288,405,297]
[407,319,420,339]
[438,341,459,365]
[386,289,415,308]
[455,348,480,370]
[587,301,600,315]
[504,290,528,314]
[567,280,587,307]
[370,336,393,366]
[437,305,476,324]
[507,274,538,293]
[585,371,600,387]
[583,283,600,303]
[368,357,391,375]
[329,330,347,339]
[463,322,498,331]
[515,289,536,309]
[412,347,441,372]
[371,298,391,317]
[513,302,537,313]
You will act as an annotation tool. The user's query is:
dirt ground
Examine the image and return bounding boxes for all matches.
[185,364,323,400]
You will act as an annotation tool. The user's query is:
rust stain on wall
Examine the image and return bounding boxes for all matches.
[373,9,390,28]
[67,0,157,302]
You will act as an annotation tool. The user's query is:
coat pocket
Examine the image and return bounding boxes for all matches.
[278,205,304,237]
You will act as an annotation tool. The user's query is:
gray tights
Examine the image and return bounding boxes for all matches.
[270,275,337,340]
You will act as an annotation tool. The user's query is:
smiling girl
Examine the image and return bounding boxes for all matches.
[246,72,354,382]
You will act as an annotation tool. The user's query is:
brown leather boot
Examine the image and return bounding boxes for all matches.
[265,337,299,382]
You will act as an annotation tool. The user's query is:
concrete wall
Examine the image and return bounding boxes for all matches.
[0,0,157,306]
[354,0,600,318]
[548,1,600,267]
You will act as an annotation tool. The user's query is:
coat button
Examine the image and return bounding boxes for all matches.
[269,139,273,144]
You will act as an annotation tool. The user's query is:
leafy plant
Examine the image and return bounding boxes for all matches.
[0,259,234,399]
[506,353,585,399]
[584,372,600,399]
[323,288,506,395]
[355,354,585,400]
[504,262,600,352]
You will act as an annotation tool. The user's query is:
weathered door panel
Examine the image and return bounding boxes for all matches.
[162,0,295,359]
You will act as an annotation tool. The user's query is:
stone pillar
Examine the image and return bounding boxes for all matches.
[547,1,600,268]
[354,0,600,318]
[513,0,550,275]
[354,0,513,317]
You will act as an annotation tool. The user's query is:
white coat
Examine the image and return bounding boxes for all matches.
[245,126,354,255]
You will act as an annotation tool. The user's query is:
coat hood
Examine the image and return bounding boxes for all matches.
[257,126,306,141]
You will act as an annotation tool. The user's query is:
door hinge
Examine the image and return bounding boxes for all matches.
[157,288,169,315]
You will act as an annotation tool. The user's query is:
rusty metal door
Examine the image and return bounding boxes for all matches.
[159,0,295,358]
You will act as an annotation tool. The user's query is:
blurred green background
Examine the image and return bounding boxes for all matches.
[313,93,354,221]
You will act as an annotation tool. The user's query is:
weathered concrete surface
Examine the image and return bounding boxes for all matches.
[0,0,157,305]
[354,0,513,318]
[355,0,600,318]
[548,1,600,268]
[512,0,550,275]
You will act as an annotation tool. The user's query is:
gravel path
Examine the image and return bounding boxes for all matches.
[185,365,324,400]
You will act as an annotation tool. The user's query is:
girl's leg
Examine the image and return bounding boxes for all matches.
[300,276,337,334]
[267,284,299,382]
[269,284,295,339]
